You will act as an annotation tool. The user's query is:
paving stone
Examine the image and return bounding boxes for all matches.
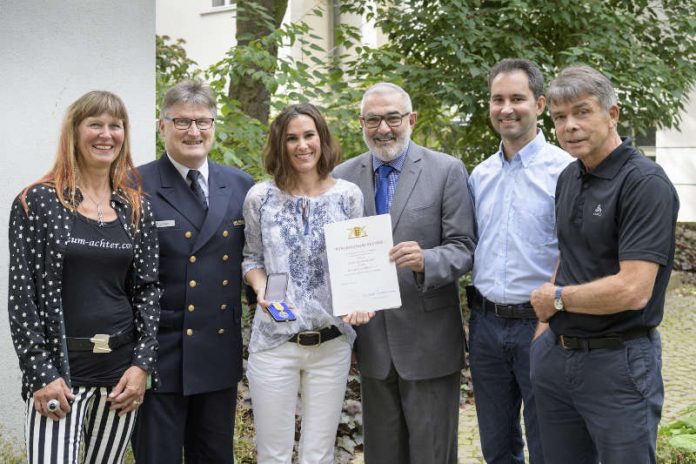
[456,288,696,463]
[350,286,695,463]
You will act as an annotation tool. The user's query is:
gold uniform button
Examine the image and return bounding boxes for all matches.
[189,256,196,263]
[222,279,229,286]
[186,329,193,336]
[218,329,225,335]
[189,280,197,288]
[222,254,229,261]
[222,230,229,238]
[220,304,227,310]
[185,231,192,239]
[187,304,195,312]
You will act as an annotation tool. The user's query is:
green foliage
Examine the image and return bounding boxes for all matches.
[158,4,387,180]
[156,35,199,86]
[204,3,373,179]
[659,407,696,463]
[0,429,22,464]
[675,223,696,274]
[340,0,696,170]
[233,387,258,463]
[155,35,202,156]
[158,2,696,175]
[203,85,268,179]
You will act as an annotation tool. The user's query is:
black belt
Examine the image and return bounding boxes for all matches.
[66,328,135,354]
[557,328,650,351]
[288,326,342,346]
[471,286,537,319]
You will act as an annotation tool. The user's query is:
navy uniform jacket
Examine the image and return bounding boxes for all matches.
[138,154,254,395]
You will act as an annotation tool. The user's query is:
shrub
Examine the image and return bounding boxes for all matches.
[658,407,696,464]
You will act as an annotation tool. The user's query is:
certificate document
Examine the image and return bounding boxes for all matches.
[324,214,401,316]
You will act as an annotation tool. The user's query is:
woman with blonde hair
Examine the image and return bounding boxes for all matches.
[8,90,160,463]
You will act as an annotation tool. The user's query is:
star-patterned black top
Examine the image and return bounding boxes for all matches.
[7,184,161,399]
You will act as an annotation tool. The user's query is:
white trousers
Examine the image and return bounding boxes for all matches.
[25,386,136,464]
[247,336,352,464]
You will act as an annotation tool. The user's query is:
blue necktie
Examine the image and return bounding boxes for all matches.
[375,164,394,215]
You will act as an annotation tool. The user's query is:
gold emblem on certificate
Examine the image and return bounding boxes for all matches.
[348,226,367,239]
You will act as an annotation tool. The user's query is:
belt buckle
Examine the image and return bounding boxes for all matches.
[296,331,321,346]
[493,304,509,317]
[90,334,112,354]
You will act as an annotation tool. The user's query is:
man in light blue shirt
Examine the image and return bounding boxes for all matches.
[467,59,572,464]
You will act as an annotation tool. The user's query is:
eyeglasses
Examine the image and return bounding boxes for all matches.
[165,117,215,130]
[360,112,410,129]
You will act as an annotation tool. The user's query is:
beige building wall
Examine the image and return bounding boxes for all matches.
[656,90,696,222]
[156,0,384,72]
[0,0,155,445]
[282,0,331,62]
[157,0,239,70]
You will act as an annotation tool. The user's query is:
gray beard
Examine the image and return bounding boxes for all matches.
[363,130,411,162]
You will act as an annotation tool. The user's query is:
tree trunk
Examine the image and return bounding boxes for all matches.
[229,0,288,123]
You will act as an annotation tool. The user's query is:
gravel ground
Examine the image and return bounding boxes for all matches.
[457,284,696,464]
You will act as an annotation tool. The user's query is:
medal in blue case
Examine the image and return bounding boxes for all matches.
[268,301,296,322]
[265,273,296,322]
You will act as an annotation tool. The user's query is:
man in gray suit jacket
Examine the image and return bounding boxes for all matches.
[333,83,476,463]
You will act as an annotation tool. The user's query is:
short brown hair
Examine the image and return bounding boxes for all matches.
[264,103,341,191]
[488,58,545,100]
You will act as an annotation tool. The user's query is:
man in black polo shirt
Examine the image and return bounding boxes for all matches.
[529,66,679,464]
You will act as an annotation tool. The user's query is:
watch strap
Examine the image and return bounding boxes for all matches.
[554,286,565,311]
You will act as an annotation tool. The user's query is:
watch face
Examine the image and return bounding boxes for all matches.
[554,299,563,311]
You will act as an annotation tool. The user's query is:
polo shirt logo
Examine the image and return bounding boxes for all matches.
[593,204,603,217]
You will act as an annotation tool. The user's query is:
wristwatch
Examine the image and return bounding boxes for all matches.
[554,286,565,312]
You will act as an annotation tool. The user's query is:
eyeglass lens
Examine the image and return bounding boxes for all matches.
[171,118,214,130]
[363,113,408,128]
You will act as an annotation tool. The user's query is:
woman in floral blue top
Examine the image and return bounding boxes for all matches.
[243,103,365,463]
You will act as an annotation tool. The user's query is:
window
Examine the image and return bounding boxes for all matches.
[202,0,234,16]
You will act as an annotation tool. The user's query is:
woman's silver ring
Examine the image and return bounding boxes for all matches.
[47,399,60,412]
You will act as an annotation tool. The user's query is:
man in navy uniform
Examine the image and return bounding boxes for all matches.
[132,79,254,463]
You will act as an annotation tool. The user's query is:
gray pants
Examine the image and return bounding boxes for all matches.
[530,328,663,464]
[361,366,460,464]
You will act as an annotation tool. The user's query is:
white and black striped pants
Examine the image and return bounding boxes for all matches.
[25,386,137,464]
